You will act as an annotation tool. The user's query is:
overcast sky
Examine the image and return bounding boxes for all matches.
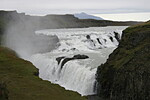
[0,0,150,21]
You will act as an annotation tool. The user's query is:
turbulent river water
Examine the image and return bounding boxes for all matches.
[28,26,128,96]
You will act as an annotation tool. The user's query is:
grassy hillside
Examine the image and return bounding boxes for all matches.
[0,46,86,100]
[96,21,150,100]
[0,11,87,100]
[0,10,144,100]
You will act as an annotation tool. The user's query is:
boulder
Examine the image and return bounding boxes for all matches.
[56,54,89,69]
[56,56,65,65]
[109,36,114,42]
[97,38,102,45]
[114,31,120,42]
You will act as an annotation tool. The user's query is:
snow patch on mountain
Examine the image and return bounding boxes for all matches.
[74,12,104,20]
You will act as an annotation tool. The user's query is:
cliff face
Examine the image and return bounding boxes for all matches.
[96,21,150,100]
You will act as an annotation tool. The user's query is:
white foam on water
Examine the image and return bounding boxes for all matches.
[30,26,128,96]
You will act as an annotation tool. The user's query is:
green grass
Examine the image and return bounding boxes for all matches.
[0,11,87,100]
[0,46,86,100]
[96,21,150,100]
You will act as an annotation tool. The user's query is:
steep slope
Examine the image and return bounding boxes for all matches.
[0,11,86,100]
[96,21,150,100]
[0,10,144,100]
[0,46,86,100]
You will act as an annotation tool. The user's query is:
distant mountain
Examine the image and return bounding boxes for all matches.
[74,12,104,20]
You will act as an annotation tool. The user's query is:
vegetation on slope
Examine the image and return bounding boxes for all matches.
[0,10,144,100]
[0,18,6,45]
[96,21,150,100]
[0,10,86,100]
[0,46,86,100]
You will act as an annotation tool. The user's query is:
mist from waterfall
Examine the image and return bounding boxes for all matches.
[1,11,128,96]
[30,26,128,96]
[2,13,59,59]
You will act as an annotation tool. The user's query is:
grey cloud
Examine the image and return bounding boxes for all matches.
[0,0,150,15]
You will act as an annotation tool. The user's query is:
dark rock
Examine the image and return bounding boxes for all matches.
[56,56,65,65]
[86,35,96,46]
[88,95,103,100]
[109,36,114,42]
[0,82,8,100]
[114,31,120,42]
[70,48,77,51]
[73,54,89,59]
[57,54,89,69]
[60,58,74,69]
[104,39,107,42]
[97,38,102,45]
[96,22,150,100]
[86,35,91,39]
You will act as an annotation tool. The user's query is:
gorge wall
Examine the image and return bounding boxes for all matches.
[96,21,150,100]
[0,11,147,100]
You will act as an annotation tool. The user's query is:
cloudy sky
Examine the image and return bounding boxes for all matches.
[0,0,150,21]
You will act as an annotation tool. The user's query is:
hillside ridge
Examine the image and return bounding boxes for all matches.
[96,21,150,100]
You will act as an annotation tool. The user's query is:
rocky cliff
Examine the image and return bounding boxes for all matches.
[96,21,150,100]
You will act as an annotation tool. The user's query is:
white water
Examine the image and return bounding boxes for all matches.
[29,26,128,96]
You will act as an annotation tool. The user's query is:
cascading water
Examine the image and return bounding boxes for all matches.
[29,26,128,96]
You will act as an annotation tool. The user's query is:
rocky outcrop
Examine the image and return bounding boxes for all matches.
[56,54,89,69]
[96,22,150,100]
[56,56,65,65]
[114,31,120,42]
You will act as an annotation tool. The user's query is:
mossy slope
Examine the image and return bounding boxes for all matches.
[96,21,150,100]
[0,46,86,100]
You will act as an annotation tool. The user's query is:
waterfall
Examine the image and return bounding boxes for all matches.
[29,26,128,96]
